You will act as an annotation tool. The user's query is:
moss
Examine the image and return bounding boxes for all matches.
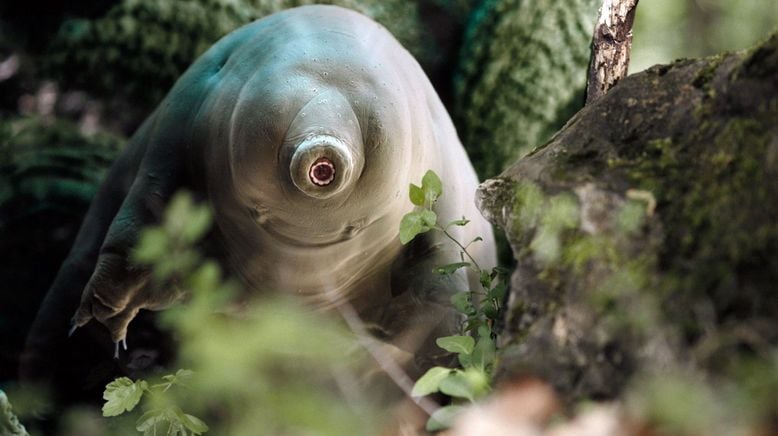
[0,116,124,379]
[454,0,599,179]
[482,32,778,406]
[43,0,433,111]
[620,117,775,288]
[691,53,725,90]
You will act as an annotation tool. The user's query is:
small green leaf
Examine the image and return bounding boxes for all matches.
[464,319,482,333]
[153,250,200,280]
[165,193,194,235]
[420,209,437,228]
[439,371,475,401]
[435,262,471,275]
[133,228,169,263]
[479,270,491,288]
[153,369,194,392]
[426,405,465,432]
[446,217,470,228]
[477,325,492,339]
[487,283,507,301]
[103,377,147,417]
[458,352,472,368]
[399,211,436,244]
[483,301,499,320]
[174,368,194,379]
[450,292,472,313]
[409,183,425,206]
[136,410,166,432]
[187,262,221,294]
[184,414,209,433]
[471,336,497,370]
[436,335,475,355]
[462,367,492,398]
[411,366,452,397]
[399,212,423,244]
[173,407,209,434]
[181,205,213,243]
[421,170,443,204]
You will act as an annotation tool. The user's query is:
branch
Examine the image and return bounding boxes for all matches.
[586,0,639,104]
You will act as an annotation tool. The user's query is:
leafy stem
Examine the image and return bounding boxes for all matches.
[437,226,482,271]
[400,169,506,432]
[102,369,207,435]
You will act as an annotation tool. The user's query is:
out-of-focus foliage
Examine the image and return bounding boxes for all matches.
[0,116,123,207]
[0,116,124,383]
[43,0,435,111]
[631,0,778,72]
[454,0,600,179]
[0,1,119,54]
[99,191,382,435]
[625,353,778,435]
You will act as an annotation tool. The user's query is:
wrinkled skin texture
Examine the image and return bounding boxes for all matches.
[21,6,495,387]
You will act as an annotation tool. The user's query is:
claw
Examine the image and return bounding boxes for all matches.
[113,338,128,359]
[68,320,78,338]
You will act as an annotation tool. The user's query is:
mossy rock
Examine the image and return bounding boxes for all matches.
[477,31,778,416]
[455,0,599,179]
[0,117,124,382]
[43,0,462,111]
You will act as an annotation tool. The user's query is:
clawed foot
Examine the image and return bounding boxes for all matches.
[113,338,128,359]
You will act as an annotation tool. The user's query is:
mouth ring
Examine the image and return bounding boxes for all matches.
[287,134,356,199]
[309,158,335,186]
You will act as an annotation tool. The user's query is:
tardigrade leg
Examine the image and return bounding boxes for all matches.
[21,110,186,381]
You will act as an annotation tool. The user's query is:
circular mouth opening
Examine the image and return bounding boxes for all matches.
[285,134,363,199]
[309,158,335,186]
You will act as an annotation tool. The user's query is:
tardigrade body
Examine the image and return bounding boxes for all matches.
[23,5,495,380]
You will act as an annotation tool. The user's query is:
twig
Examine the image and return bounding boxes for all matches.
[586,0,640,104]
[335,302,441,417]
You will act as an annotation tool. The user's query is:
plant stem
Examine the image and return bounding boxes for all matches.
[438,226,482,272]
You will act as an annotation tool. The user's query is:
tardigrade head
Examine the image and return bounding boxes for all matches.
[201,6,420,247]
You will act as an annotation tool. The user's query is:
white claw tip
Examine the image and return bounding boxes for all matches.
[121,338,128,351]
[113,342,120,359]
[68,324,78,338]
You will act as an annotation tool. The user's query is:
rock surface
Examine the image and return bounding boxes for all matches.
[478,33,778,403]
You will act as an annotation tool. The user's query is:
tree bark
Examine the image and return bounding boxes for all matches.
[586,0,639,104]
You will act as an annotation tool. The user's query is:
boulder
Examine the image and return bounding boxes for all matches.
[478,32,778,403]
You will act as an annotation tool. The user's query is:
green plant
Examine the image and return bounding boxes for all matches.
[400,170,507,431]
[101,191,379,435]
[100,193,215,435]
[103,370,208,436]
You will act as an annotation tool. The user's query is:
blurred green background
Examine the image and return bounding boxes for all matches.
[631,0,778,72]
